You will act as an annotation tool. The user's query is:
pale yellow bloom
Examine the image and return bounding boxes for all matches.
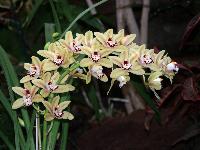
[110,68,130,88]
[20,56,43,83]
[42,96,74,121]
[147,72,163,91]
[109,49,145,75]
[59,31,84,53]
[32,72,75,98]
[131,45,158,71]
[85,65,108,84]
[37,43,74,72]
[12,82,43,109]
[94,29,126,52]
[80,43,113,68]
[161,56,179,83]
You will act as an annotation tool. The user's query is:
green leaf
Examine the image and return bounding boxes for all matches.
[0,90,26,150]
[24,0,44,27]
[25,111,36,150]
[60,0,109,38]
[88,85,101,120]
[131,79,160,121]
[0,129,15,150]
[60,122,69,150]
[45,23,56,43]
[48,0,61,33]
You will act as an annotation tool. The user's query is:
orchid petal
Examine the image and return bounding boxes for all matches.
[62,111,74,120]
[32,94,44,102]
[45,113,54,121]
[12,87,24,96]
[12,98,24,109]
[53,84,75,93]
[80,58,93,67]
[98,58,113,68]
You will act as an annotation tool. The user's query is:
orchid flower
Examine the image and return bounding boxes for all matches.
[20,56,43,83]
[136,45,158,70]
[109,49,145,76]
[59,31,84,53]
[161,56,179,82]
[147,72,163,91]
[80,43,113,68]
[32,72,75,98]
[37,43,74,72]
[42,96,74,121]
[94,29,126,52]
[85,65,108,84]
[12,82,43,109]
[106,67,130,94]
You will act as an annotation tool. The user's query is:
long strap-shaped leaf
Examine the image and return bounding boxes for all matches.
[24,0,44,27]
[0,90,21,150]
[0,46,34,150]
[0,130,15,150]
[60,0,109,38]
[25,110,36,150]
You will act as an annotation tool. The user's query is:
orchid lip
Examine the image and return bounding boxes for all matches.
[70,41,82,52]
[91,65,104,78]
[53,55,64,66]
[46,81,58,91]
[167,62,179,72]
[91,52,101,62]
[140,55,153,64]
[153,78,162,82]
[117,76,126,88]
[122,61,132,70]
[106,38,117,47]
[23,89,33,106]
[53,106,63,118]
[28,65,40,77]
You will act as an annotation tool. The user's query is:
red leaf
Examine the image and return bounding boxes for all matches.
[179,13,200,50]
[181,77,200,101]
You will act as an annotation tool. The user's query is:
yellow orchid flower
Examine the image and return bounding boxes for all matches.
[20,56,43,83]
[109,49,145,75]
[59,31,84,53]
[42,96,74,121]
[147,72,163,91]
[110,68,130,88]
[85,64,108,84]
[80,43,113,68]
[12,82,44,109]
[133,45,159,71]
[37,43,74,72]
[161,56,179,82]
[107,68,130,94]
[94,29,126,52]
[32,72,75,98]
